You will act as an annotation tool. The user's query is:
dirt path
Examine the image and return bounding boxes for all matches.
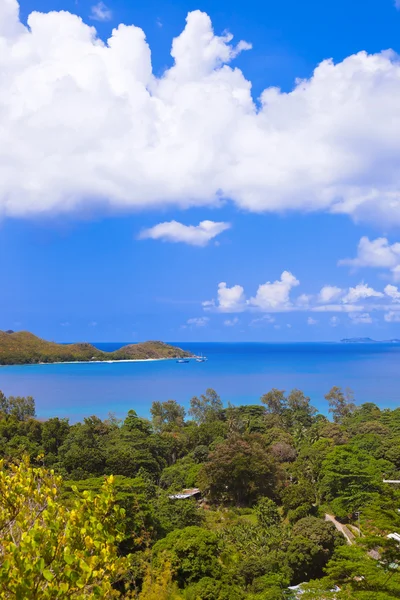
[325,514,356,545]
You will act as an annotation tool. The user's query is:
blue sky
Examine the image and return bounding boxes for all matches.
[2,0,400,342]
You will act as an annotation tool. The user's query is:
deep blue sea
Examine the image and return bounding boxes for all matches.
[0,342,400,422]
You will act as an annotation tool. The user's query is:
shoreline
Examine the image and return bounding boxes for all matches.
[0,357,199,367]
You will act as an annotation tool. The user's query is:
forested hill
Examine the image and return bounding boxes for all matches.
[0,330,192,365]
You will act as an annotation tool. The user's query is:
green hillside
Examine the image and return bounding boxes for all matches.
[0,331,192,365]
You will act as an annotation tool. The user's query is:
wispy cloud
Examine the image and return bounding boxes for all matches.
[90,2,112,22]
[224,317,239,327]
[186,317,209,327]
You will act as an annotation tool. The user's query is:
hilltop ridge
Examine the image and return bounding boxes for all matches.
[0,330,192,365]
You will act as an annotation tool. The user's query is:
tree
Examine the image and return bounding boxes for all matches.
[189,389,223,424]
[152,526,221,587]
[286,389,317,429]
[325,386,356,424]
[320,446,385,518]
[41,417,70,456]
[255,497,281,527]
[150,401,186,433]
[260,389,287,416]
[286,517,344,584]
[199,434,280,505]
[123,410,152,435]
[0,392,35,421]
[0,457,129,599]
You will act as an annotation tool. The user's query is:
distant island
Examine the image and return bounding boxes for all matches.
[341,337,400,344]
[0,330,193,365]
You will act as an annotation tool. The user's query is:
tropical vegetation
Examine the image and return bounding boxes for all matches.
[1,385,400,598]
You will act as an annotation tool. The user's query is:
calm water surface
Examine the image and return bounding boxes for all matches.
[0,342,399,421]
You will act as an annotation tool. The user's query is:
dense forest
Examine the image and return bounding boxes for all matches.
[1,386,400,599]
[0,330,192,364]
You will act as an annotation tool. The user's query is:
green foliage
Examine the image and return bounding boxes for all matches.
[0,391,35,420]
[325,386,356,424]
[152,526,221,586]
[185,577,245,599]
[320,446,385,518]
[188,388,223,424]
[1,385,400,598]
[150,400,186,433]
[199,434,280,505]
[0,457,129,599]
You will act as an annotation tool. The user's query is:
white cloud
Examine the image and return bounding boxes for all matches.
[286,323,292,328]
[339,237,400,280]
[89,321,98,327]
[330,316,340,327]
[60,321,70,327]
[307,317,318,325]
[224,317,239,326]
[384,311,400,322]
[90,2,112,22]
[318,285,343,303]
[3,3,400,222]
[296,294,312,307]
[187,317,209,327]
[203,282,246,312]
[139,220,230,246]
[349,312,373,324]
[343,283,384,304]
[384,284,400,302]
[249,271,300,310]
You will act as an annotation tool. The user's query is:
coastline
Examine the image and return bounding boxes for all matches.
[0,357,198,367]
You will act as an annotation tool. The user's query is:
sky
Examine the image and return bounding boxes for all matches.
[2,0,400,342]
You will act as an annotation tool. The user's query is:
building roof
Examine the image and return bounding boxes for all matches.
[168,488,201,500]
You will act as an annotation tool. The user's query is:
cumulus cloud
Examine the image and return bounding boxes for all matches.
[90,2,112,22]
[349,312,373,324]
[203,282,246,312]
[139,220,230,246]
[343,283,384,304]
[307,317,318,325]
[339,237,400,279]
[318,285,343,303]
[249,271,300,310]
[187,317,209,327]
[204,271,400,316]
[385,284,400,302]
[384,311,400,322]
[224,317,239,326]
[330,316,340,327]
[3,2,400,221]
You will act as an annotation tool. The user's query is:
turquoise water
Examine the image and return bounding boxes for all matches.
[0,342,399,421]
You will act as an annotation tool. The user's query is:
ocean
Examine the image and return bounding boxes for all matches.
[0,342,399,422]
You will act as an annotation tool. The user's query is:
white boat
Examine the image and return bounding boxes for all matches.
[196,353,207,363]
